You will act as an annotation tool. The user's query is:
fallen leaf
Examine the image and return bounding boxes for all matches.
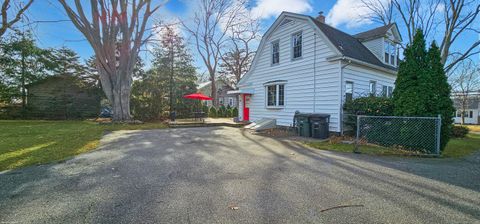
[228,205,239,210]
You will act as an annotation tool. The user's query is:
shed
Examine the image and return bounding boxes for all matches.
[26,75,102,119]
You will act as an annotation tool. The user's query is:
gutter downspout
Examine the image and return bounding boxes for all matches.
[339,57,352,135]
[313,32,317,113]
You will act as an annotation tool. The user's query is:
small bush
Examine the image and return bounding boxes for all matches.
[202,105,209,116]
[451,126,469,138]
[343,96,394,131]
[232,107,239,117]
[226,108,233,117]
[218,105,227,117]
[209,107,217,118]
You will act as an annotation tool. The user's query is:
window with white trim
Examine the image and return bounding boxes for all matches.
[272,41,280,65]
[228,97,234,107]
[384,41,397,66]
[388,86,393,97]
[369,81,376,95]
[266,84,285,107]
[292,32,302,59]
[345,81,353,102]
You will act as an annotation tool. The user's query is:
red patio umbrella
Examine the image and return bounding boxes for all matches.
[183,93,213,100]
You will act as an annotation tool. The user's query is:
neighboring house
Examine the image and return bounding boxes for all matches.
[452,92,480,124]
[198,80,238,108]
[27,75,101,119]
[233,12,401,133]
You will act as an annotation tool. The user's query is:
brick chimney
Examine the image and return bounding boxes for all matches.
[316,11,325,23]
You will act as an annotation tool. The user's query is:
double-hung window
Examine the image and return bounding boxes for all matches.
[345,81,353,102]
[369,81,377,95]
[382,85,393,97]
[387,86,393,97]
[385,41,397,66]
[292,32,302,59]
[272,41,280,65]
[266,84,285,107]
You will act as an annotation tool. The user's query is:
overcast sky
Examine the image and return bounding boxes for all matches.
[21,0,480,71]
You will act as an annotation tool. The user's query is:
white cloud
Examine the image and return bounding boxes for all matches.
[251,0,313,19]
[326,0,387,28]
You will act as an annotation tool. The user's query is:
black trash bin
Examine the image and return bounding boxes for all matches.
[309,114,330,139]
[294,112,312,137]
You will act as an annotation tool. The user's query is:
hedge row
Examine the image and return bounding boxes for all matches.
[202,105,238,118]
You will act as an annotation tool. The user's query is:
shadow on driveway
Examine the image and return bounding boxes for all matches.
[0,126,479,223]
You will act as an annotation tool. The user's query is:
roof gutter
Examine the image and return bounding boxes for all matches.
[327,56,397,75]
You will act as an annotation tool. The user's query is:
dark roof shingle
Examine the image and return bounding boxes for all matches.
[353,24,394,41]
[310,17,396,71]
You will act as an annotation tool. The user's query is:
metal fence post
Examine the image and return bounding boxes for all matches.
[354,115,361,154]
[436,114,442,155]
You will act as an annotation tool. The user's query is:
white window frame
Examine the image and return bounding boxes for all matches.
[387,86,393,97]
[369,81,377,95]
[271,40,280,65]
[291,31,303,60]
[228,97,234,107]
[345,81,354,101]
[384,39,397,67]
[264,82,286,108]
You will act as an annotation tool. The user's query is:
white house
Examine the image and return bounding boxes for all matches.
[232,12,402,134]
[453,92,480,124]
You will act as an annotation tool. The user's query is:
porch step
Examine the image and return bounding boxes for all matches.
[245,118,276,131]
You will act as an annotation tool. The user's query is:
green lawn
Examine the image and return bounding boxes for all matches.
[307,133,480,158]
[442,134,480,158]
[0,120,167,171]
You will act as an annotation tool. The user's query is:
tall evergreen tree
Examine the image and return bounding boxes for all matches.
[131,25,197,120]
[0,31,53,108]
[393,29,454,152]
[393,29,429,116]
[426,42,455,150]
[50,46,87,77]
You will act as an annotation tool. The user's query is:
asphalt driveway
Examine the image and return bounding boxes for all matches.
[1,127,479,223]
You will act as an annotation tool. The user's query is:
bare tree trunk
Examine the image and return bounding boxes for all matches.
[58,0,163,122]
[211,78,217,106]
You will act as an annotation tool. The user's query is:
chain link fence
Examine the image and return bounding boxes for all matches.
[355,115,442,155]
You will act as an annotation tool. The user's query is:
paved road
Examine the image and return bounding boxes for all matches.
[1,127,479,223]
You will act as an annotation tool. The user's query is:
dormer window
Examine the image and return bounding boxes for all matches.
[384,41,397,66]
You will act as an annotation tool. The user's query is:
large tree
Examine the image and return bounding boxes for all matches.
[58,0,163,122]
[393,29,454,151]
[218,4,260,86]
[0,0,34,38]
[182,0,247,106]
[360,0,480,72]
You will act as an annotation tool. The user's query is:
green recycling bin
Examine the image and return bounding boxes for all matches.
[294,113,312,137]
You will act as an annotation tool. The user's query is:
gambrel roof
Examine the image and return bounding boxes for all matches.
[239,12,398,86]
[311,18,397,71]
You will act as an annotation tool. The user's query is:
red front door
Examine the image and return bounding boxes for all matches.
[243,94,250,121]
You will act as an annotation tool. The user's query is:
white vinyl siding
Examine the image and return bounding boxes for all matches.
[361,38,384,61]
[240,17,341,131]
[343,63,396,101]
